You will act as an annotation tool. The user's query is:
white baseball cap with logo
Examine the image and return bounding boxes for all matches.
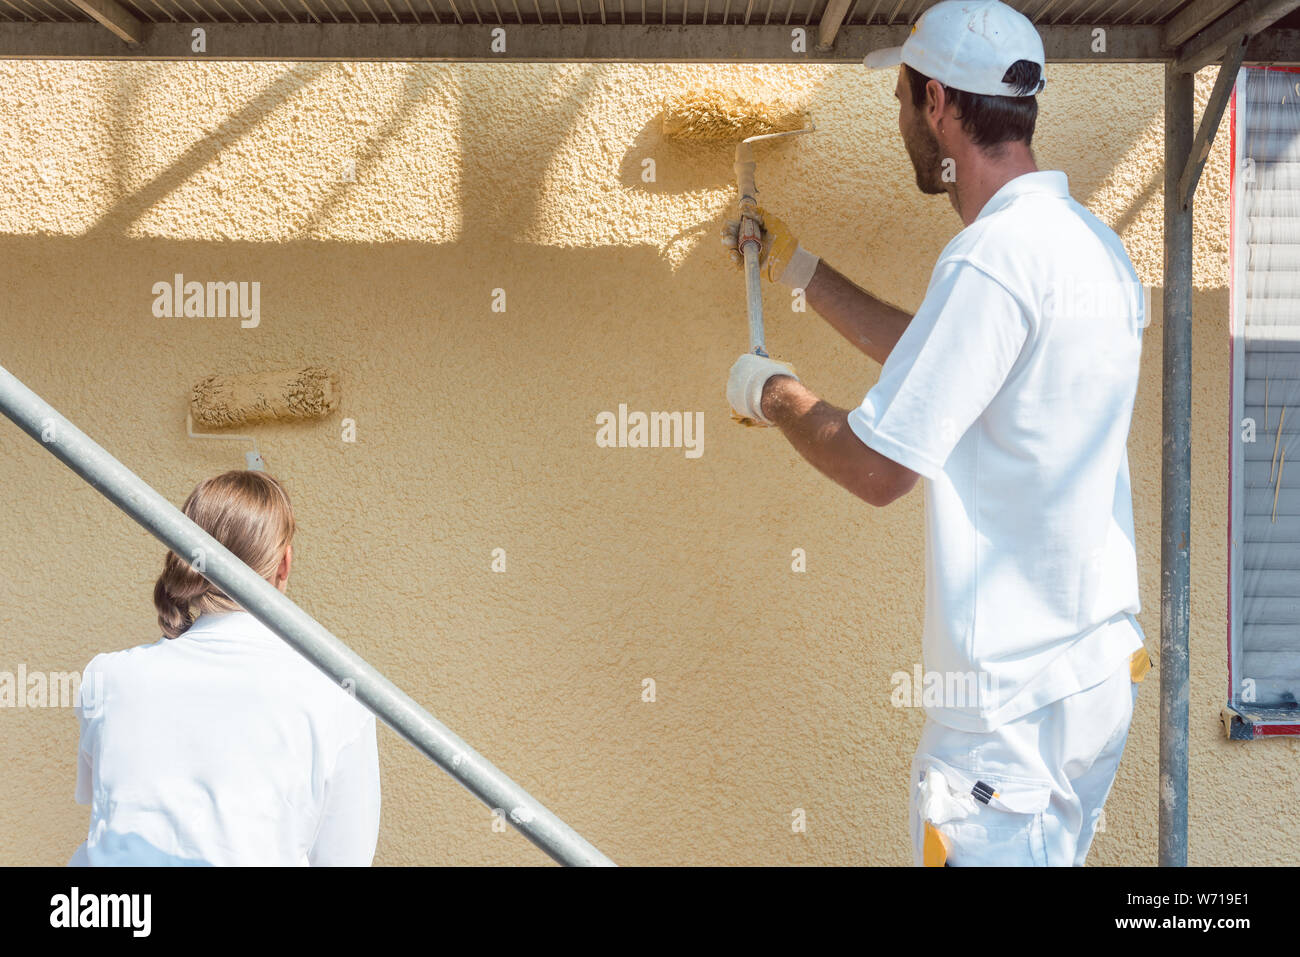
[864,0,1046,97]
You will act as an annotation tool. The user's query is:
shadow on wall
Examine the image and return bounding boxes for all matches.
[95,65,336,239]
[21,62,1177,263]
[0,223,1229,867]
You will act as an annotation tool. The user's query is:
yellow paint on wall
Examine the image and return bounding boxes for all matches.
[0,60,1292,866]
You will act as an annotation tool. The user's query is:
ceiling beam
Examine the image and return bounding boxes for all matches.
[1176,0,1300,71]
[9,21,1300,65]
[1244,24,1300,58]
[0,22,1171,61]
[1164,0,1239,48]
[816,0,852,50]
[68,0,142,44]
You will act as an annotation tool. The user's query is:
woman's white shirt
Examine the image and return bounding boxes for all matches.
[71,611,380,866]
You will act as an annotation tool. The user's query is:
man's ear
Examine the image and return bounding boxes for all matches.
[925,78,946,134]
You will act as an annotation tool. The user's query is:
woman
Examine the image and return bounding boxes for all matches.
[70,470,380,866]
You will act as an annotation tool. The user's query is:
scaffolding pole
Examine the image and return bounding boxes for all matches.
[0,362,615,868]
[1160,62,1194,868]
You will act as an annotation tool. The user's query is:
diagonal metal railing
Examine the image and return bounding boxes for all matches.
[0,362,614,867]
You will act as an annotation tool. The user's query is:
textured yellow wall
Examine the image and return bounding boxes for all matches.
[0,59,1293,866]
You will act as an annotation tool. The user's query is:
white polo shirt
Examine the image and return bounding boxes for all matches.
[848,171,1146,731]
[71,610,380,866]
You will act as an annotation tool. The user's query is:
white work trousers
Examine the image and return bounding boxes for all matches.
[908,655,1141,866]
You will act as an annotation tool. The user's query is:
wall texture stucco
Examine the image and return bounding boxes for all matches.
[0,59,1292,866]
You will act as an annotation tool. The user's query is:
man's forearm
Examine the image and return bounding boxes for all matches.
[804,261,913,366]
[760,375,918,507]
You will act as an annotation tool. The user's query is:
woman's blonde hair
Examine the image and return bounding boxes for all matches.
[153,470,297,639]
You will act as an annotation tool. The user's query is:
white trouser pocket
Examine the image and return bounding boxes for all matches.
[916,761,1054,866]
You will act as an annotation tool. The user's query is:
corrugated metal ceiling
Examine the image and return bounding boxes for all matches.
[0,0,1205,28]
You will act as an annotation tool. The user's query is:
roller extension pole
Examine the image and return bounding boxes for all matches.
[732,126,815,357]
[742,244,767,356]
[0,362,614,868]
[734,140,768,357]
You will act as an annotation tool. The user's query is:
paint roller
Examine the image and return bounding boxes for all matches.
[187,366,340,470]
[661,90,815,356]
[661,90,810,143]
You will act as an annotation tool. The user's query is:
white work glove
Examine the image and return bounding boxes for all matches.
[720,206,820,289]
[727,353,799,427]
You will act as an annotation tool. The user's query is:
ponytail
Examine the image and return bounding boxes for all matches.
[153,470,296,639]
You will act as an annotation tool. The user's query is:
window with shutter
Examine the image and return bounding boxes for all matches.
[1228,65,1300,737]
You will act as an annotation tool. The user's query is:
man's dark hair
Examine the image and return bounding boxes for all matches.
[904,60,1041,149]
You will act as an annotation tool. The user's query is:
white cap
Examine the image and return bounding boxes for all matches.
[864,0,1046,98]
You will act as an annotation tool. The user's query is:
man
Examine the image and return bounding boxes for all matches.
[723,0,1150,866]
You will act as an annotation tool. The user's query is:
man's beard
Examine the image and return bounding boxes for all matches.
[904,119,947,196]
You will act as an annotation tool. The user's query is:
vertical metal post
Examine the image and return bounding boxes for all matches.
[1160,62,1193,868]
